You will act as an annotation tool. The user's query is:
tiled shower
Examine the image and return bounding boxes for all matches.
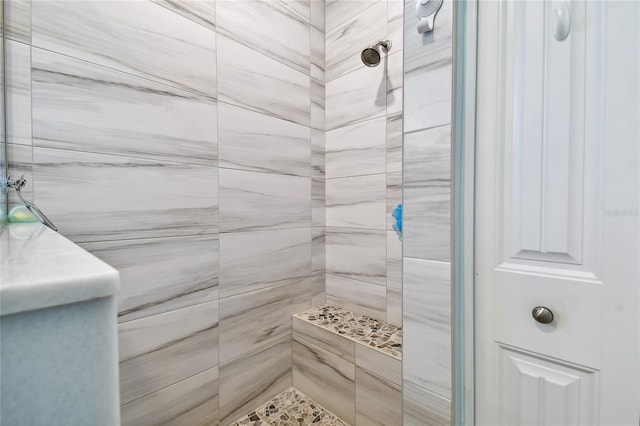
[4,0,453,424]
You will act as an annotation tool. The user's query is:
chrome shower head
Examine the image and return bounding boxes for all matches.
[361,40,392,67]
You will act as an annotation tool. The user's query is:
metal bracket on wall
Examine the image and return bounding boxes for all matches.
[6,175,58,231]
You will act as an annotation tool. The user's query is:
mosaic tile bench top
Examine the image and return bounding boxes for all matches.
[293,305,402,359]
[229,388,349,426]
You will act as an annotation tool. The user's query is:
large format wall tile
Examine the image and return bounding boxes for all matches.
[355,367,402,426]
[325,60,386,130]
[326,228,386,285]
[293,336,356,424]
[217,0,310,75]
[218,103,310,176]
[326,274,386,320]
[121,367,219,426]
[403,125,451,261]
[403,380,452,426]
[403,258,451,397]
[311,26,325,81]
[219,168,310,232]
[220,280,310,363]
[33,148,218,243]
[151,0,216,31]
[119,301,219,405]
[6,40,31,147]
[293,316,356,362]
[325,0,387,82]
[311,77,325,130]
[5,0,30,44]
[219,337,291,426]
[403,0,452,132]
[220,228,311,298]
[388,0,404,52]
[326,174,386,229]
[32,48,218,166]
[326,0,381,32]
[217,35,310,126]
[355,344,401,385]
[82,235,219,323]
[325,117,386,179]
[31,0,217,97]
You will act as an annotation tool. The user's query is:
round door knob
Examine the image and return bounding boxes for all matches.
[532,306,554,324]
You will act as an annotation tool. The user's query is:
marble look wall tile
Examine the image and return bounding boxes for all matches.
[219,169,310,232]
[403,125,451,261]
[355,367,402,426]
[6,0,30,44]
[6,40,31,147]
[403,258,451,397]
[32,48,218,166]
[325,117,386,179]
[387,286,402,327]
[151,0,216,30]
[220,280,310,363]
[326,174,386,229]
[403,380,452,426]
[386,51,404,117]
[219,228,311,297]
[82,235,219,323]
[355,344,401,385]
[33,148,218,243]
[387,229,402,287]
[218,35,310,126]
[326,0,380,32]
[311,78,325,130]
[388,0,404,52]
[121,367,219,426]
[293,316,355,362]
[386,171,402,230]
[217,0,310,75]
[326,274,386,320]
[387,114,403,173]
[403,0,453,132]
[219,337,291,426]
[312,178,326,227]
[326,228,386,285]
[31,0,217,97]
[325,59,386,130]
[312,274,327,307]
[292,336,356,424]
[218,103,310,176]
[325,1,387,82]
[119,301,219,405]
[310,0,325,31]
[312,226,326,278]
[311,26,325,81]
[311,129,326,178]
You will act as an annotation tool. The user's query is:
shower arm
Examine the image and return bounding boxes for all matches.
[6,175,58,231]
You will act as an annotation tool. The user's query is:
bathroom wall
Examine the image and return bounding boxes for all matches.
[402,0,453,423]
[5,1,324,424]
[324,0,404,325]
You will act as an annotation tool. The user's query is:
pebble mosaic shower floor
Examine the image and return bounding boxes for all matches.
[229,388,349,426]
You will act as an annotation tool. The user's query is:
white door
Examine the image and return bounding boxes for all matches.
[474,0,639,424]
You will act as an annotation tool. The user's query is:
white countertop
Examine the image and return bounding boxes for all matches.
[0,223,119,316]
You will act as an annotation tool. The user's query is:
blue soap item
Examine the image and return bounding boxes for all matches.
[8,205,38,223]
[392,203,402,240]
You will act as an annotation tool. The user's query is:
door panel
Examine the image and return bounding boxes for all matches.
[498,345,599,426]
[474,0,639,424]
